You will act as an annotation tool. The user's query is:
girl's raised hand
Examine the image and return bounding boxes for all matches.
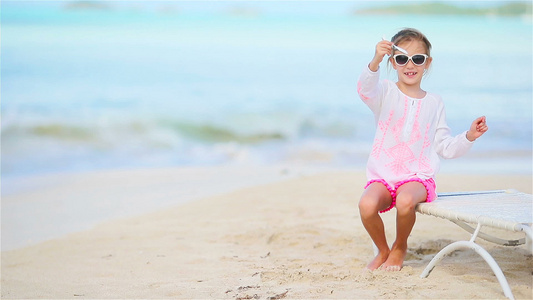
[369,40,393,72]
[466,116,488,142]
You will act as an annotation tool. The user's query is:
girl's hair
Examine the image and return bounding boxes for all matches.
[391,28,432,56]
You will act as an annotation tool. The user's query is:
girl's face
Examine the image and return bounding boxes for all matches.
[390,39,432,88]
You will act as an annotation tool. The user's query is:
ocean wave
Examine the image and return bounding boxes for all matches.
[2,116,531,177]
[1,116,362,146]
[160,120,286,144]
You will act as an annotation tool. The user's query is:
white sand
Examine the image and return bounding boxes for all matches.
[1,168,532,299]
[2,165,319,251]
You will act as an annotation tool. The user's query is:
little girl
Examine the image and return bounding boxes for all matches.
[357,28,488,271]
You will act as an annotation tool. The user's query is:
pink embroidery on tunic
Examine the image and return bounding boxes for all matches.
[418,123,433,173]
[371,110,394,159]
[357,81,370,101]
[408,100,422,144]
[384,97,423,176]
[391,97,409,142]
[385,142,416,175]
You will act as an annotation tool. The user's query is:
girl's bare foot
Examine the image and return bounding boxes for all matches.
[381,244,406,271]
[365,250,390,271]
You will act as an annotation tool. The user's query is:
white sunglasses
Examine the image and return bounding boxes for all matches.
[393,54,429,66]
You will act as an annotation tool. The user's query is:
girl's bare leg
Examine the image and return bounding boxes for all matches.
[358,182,394,270]
[382,181,427,271]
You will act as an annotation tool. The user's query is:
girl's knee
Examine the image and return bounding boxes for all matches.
[358,195,379,217]
[359,193,391,217]
[395,194,416,213]
[395,182,427,213]
[359,184,393,217]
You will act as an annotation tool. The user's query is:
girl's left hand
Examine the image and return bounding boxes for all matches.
[466,116,488,142]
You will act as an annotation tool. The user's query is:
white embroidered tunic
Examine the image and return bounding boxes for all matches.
[357,66,474,188]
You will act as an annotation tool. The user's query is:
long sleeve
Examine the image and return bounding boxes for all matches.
[357,66,385,115]
[433,102,474,159]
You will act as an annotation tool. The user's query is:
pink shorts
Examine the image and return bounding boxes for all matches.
[364,178,437,213]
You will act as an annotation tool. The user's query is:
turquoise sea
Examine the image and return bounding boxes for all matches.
[2,2,532,178]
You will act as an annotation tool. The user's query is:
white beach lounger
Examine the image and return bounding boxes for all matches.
[415,190,533,300]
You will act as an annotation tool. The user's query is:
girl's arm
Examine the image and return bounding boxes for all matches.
[357,40,393,113]
[434,103,475,159]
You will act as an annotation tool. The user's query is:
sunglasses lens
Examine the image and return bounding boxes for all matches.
[412,55,426,65]
[395,55,408,65]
